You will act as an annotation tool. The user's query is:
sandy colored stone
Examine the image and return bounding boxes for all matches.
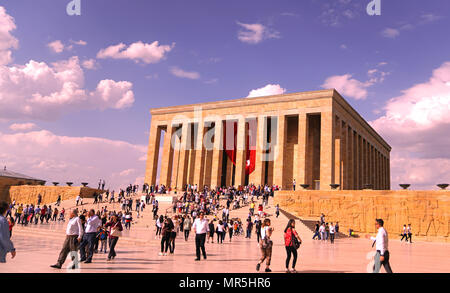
[275,190,450,242]
[8,185,100,205]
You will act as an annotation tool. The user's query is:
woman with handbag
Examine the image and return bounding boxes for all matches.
[105,215,123,261]
[256,218,273,273]
[284,219,302,273]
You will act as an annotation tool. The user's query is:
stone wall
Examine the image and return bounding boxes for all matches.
[275,190,450,242]
[0,177,44,203]
[8,185,100,205]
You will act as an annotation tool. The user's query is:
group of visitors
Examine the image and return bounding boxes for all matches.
[0,179,395,274]
[6,202,66,229]
[49,207,124,269]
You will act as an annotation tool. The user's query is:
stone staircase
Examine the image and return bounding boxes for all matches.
[280,209,348,238]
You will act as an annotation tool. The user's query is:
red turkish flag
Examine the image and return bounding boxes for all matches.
[222,120,256,175]
[246,119,256,175]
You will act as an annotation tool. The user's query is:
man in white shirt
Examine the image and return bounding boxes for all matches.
[193,212,209,261]
[51,209,83,269]
[79,209,102,263]
[369,218,393,273]
[329,222,336,244]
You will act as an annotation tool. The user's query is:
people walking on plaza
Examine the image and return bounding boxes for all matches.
[79,209,102,263]
[207,220,215,243]
[51,209,83,269]
[254,215,262,243]
[193,212,209,261]
[7,215,14,238]
[329,222,335,244]
[256,218,273,273]
[293,179,296,191]
[97,226,108,253]
[105,215,123,261]
[155,215,163,239]
[228,219,233,242]
[169,217,178,254]
[183,216,192,241]
[0,202,16,263]
[275,204,280,218]
[216,220,224,243]
[159,217,173,256]
[284,219,302,273]
[246,218,253,239]
[368,218,393,273]
[400,224,408,241]
[407,224,413,243]
[319,223,326,241]
[56,195,61,206]
[76,195,81,206]
[312,221,321,240]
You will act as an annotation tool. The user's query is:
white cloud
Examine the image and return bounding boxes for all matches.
[0,56,134,120]
[381,28,400,38]
[170,66,200,80]
[371,62,450,189]
[97,41,174,64]
[321,74,370,100]
[0,129,146,191]
[9,123,37,132]
[82,58,99,70]
[236,22,280,44]
[70,39,87,46]
[0,6,19,65]
[247,84,286,98]
[322,68,389,100]
[47,40,66,53]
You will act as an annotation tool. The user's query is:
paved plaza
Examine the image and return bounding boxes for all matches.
[1,195,449,273]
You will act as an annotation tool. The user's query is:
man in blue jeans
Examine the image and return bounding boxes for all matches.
[79,209,102,263]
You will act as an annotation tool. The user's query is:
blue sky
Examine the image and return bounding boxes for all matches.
[1,0,449,190]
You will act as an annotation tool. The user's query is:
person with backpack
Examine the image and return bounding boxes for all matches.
[256,218,273,273]
[97,226,108,253]
[284,219,302,273]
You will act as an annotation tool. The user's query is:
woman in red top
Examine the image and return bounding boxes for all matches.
[105,215,123,261]
[284,219,302,273]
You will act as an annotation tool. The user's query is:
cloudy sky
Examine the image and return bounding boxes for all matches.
[0,0,449,190]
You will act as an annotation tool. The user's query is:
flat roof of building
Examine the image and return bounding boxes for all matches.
[0,169,45,182]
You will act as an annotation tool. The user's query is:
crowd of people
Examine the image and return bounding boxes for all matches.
[0,182,394,273]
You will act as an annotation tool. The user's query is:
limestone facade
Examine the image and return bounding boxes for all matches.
[145,89,391,191]
[275,190,450,242]
[8,186,100,205]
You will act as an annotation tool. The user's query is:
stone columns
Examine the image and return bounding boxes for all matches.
[273,115,287,189]
[250,116,265,186]
[320,111,335,190]
[387,157,391,190]
[333,115,341,186]
[354,131,359,190]
[346,126,353,190]
[340,121,347,189]
[144,120,162,186]
[159,125,174,187]
[171,130,181,189]
[176,123,189,191]
[210,119,223,188]
[193,122,205,189]
[234,117,247,187]
[297,113,308,186]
